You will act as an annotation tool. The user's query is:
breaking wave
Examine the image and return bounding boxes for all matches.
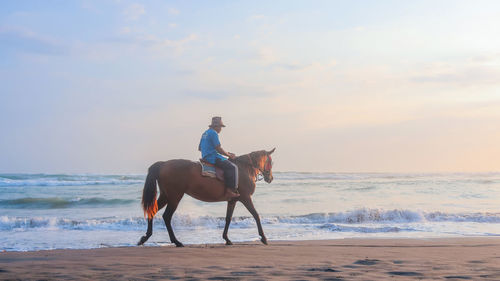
[0,174,144,187]
[275,209,500,224]
[0,197,135,209]
[2,209,500,232]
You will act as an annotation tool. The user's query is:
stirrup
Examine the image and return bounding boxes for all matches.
[226,188,240,199]
[229,186,239,193]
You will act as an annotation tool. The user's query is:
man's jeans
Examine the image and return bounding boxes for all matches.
[215,159,239,191]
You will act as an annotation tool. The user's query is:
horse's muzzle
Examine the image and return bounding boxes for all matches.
[264,174,273,183]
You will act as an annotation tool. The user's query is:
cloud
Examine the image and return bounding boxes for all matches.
[168,8,180,15]
[115,33,197,50]
[411,56,500,86]
[250,47,278,65]
[123,3,145,20]
[273,63,306,70]
[77,32,199,60]
[0,27,67,55]
[412,66,500,85]
[153,34,198,55]
[182,90,231,100]
[119,26,131,34]
[468,53,500,63]
[80,0,101,13]
[435,101,500,120]
[249,14,265,21]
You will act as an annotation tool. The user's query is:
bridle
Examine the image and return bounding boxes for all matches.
[247,153,273,181]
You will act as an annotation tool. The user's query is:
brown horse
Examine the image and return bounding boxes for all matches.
[137,148,275,247]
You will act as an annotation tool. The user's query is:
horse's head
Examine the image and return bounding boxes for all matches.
[263,148,275,183]
[240,148,275,183]
[256,148,275,183]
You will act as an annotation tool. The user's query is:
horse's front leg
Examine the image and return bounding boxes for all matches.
[222,199,237,245]
[241,197,267,245]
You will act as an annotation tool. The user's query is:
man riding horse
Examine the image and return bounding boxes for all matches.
[199,116,239,197]
[137,116,275,247]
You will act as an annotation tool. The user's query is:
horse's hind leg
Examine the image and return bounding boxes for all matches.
[138,194,167,246]
[137,219,153,246]
[222,199,237,245]
[163,201,184,247]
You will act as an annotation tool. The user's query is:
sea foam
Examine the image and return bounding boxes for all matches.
[0,174,144,187]
[2,209,500,232]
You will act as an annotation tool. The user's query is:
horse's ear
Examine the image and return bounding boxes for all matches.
[268,148,276,155]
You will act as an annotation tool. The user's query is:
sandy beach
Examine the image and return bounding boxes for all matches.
[1,238,500,280]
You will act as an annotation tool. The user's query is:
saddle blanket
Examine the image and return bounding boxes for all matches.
[200,160,224,182]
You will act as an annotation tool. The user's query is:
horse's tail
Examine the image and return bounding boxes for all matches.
[142,161,162,219]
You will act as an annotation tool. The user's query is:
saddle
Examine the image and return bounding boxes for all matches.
[199,159,224,182]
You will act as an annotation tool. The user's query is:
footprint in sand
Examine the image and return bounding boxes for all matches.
[387,271,423,276]
[307,267,341,272]
[353,259,380,265]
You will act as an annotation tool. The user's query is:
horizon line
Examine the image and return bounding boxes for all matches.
[1,170,499,175]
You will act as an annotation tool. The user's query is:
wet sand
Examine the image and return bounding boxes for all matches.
[1,238,500,280]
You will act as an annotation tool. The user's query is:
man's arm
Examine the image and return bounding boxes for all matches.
[216,145,236,159]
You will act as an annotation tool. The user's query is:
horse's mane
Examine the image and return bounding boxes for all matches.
[233,150,266,168]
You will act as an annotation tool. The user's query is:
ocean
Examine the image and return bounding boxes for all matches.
[1,172,500,251]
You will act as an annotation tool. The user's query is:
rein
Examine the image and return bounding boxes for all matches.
[232,152,272,182]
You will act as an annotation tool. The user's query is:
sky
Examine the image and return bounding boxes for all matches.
[1,0,499,174]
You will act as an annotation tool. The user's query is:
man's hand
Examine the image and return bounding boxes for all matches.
[216,145,236,159]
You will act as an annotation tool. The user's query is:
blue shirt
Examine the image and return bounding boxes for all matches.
[198,128,227,164]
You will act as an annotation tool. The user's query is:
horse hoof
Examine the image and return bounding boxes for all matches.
[261,237,268,245]
[137,236,148,246]
[175,242,184,247]
[225,240,233,246]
